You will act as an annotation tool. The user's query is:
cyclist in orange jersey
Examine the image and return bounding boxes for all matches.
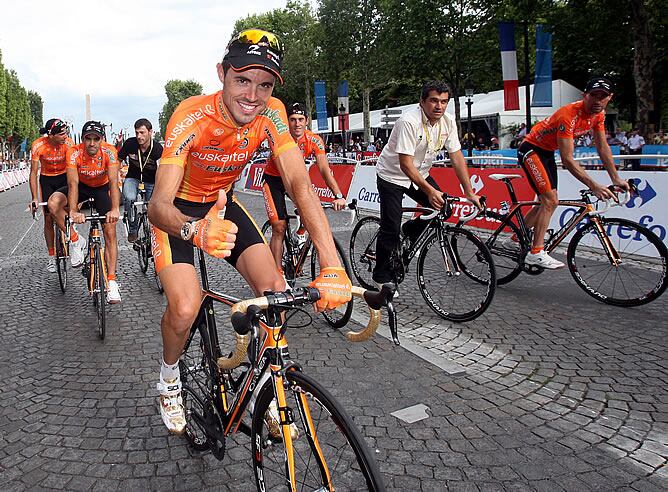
[262,102,347,272]
[518,76,628,269]
[148,29,352,434]
[29,119,74,273]
[48,121,122,303]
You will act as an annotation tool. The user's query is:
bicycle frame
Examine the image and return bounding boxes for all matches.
[490,178,621,264]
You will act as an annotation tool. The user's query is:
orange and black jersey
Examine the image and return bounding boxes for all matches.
[263,129,326,177]
[31,136,74,176]
[525,100,605,152]
[66,142,119,187]
[161,91,297,203]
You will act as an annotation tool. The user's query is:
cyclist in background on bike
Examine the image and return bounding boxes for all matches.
[373,80,481,293]
[29,119,75,273]
[148,29,352,435]
[262,102,347,273]
[48,121,122,303]
[118,118,162,243]
[518,76,629,269]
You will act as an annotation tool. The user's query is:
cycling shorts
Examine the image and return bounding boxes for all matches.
[56,183,112,216]
[262,173,288,224]
[39,173,67,212]
[151,192,265,273]
[518,141,558,195]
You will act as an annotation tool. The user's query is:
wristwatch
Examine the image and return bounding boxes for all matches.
[334,193,344,200]
[180,219,197,241]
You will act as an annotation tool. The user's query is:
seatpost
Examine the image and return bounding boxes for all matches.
[503,179,519,203]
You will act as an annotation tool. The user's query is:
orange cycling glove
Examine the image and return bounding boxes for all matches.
[191,206,238,259]
[309,266,352,311]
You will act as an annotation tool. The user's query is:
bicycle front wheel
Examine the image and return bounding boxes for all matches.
[93,245,106,340]
[251,370,385,491]
[417,227,496,322]
[458,211,523,285]
[349,216,381,290]
[567,217,668,306]
[137,214,150,273]
[310,237,354,328]
[261,220,294,284]
[55,229,68,293]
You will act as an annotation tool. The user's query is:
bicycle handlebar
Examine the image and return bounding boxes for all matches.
[217,284,396,370]
[418,195,486,223]
[583,179,635,214]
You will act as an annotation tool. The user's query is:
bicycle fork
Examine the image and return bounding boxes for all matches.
[590,217,622,267]
[437,230,462,277]
[271,368,333,492]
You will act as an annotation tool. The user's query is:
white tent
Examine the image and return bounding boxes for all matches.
[314,79,586,147]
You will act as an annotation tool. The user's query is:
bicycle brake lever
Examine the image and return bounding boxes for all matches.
[387,301,399,346]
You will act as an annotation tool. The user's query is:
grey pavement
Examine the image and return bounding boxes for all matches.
[0,183,666,491]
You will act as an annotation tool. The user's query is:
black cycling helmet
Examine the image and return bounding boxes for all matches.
[41,118,68,136]
[81,121,105,139]
[287,103,306,117]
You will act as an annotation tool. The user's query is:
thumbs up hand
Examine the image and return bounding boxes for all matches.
[191,190,238,258]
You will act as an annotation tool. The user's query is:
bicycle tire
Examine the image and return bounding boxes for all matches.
[137,214,150,273]
[55,229,68,293]
[93,245,106,340]
[261,220,294,285]
[567,217,668,306]
[458,211,524,285]
[251,370,385,492]
[310,237,354,328]
[417,227,496,322]
[349,216,381,290]
[153,262,164,294]
[179,322,216,452]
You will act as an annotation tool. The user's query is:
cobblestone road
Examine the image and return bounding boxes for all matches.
[0,184,666,491]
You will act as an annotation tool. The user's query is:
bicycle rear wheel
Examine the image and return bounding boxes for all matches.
[567,217,668,306]
[310,237,354,328]
[93,245,106,340]
[458,211,523,285]
[137,214,150,273]
[179,322,216,453]
[349,216,381,290]
[251,370,385,491]
[55,229,68,293]
[417,227,496,322]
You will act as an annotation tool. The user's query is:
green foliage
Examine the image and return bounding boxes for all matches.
[0,50,40,158]
[158,79,203,137]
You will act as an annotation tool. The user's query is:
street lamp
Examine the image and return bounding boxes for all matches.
[465,88,474,158]
[338,103,347,158]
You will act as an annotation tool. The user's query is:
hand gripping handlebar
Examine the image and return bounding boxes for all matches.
[217,284,397,370]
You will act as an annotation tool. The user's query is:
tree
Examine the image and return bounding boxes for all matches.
[158,79,203,137]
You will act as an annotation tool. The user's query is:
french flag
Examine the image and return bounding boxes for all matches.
[498,21,520,111]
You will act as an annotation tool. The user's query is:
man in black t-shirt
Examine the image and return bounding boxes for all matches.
[118,118,163,242]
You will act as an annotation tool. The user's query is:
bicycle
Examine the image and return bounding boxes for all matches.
[32,201,69,293]
[122,181,162,293]
[261,202,355,328]
[458,173,668,306]
[349,194,496,322]
[179,247,396,490]
[78,199,108,340]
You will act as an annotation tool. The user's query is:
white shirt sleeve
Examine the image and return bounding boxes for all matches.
[394,119,419,156]
[443,117,462,154]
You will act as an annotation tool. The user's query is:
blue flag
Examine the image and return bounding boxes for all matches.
[532,24,552,107]
[314,81,328,131]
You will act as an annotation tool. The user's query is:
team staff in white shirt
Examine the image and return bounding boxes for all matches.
[373,80,481,288]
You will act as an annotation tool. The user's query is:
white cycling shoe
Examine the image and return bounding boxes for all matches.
[525,250,565,269]
[70,237,86,268]
[156,376,186,435]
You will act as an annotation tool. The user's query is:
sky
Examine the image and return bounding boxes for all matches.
[0,0,292,140]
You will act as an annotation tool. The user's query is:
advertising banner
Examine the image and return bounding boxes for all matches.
[308,164,356,202]
[244,162,266,192]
